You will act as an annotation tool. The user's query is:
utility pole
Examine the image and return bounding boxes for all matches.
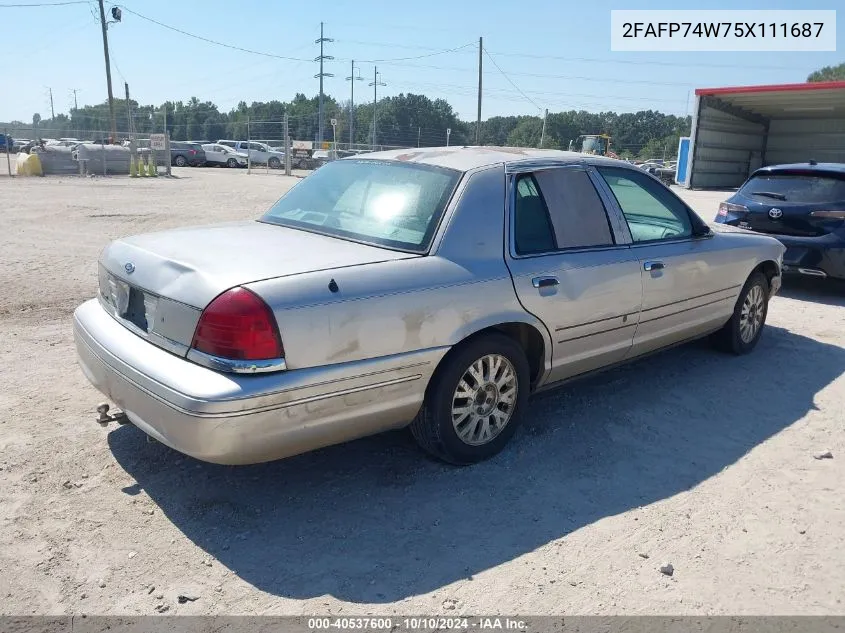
[97,0,117,143]
[48,88,55,120]
[70,89,79,138]
[540,108,548,148]
[124,82,133,140]
[345,60,363,147]
[314,21,333,145]
[476,36,482,145]
[284,113,291,176]
[369,67,386,149]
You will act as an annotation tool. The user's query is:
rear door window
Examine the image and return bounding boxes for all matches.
[513,168,614,255]
[739,173,845,204]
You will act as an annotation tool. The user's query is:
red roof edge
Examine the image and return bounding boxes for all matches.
[695,80,845,96]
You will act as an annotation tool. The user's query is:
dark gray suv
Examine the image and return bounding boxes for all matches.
[170,142,206,167]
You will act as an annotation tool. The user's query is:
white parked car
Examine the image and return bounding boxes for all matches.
[216,140,285,169]
[201,143,248,168]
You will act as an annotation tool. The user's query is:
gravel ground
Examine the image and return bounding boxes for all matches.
[0,169,843,616]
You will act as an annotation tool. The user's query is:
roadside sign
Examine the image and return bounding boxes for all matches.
[292,140,313,151]
[330,118,337,127]
[150,134,166,150]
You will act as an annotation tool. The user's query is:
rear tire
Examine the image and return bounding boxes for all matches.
[711,271,769,355]
[410,333,530,465]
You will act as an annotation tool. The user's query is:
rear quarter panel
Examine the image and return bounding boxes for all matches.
[246,165,552,371]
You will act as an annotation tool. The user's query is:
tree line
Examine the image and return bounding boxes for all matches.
[5,92,692,159]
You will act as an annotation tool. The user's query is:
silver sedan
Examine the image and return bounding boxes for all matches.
[73,147,785,465]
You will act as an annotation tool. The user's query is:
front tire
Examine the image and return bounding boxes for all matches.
[174,155,187,167]
[410,333,530,465]
[268,157,281,169]
[227,158,238,168]
[711,271,769,354]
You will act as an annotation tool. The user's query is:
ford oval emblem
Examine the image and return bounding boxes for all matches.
[768,208,783,219]
[124,262,135,274]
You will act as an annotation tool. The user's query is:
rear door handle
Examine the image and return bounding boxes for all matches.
[532,276,559,289]
[644,261,665,272]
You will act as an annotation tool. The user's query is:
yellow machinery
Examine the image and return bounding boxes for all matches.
[570,134,617,158]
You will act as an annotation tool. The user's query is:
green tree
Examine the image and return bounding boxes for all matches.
[807,62,845,82]
[505,117,544,147]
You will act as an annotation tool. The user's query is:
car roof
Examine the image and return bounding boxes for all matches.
[753,162,845,177]
[345,145,621,172]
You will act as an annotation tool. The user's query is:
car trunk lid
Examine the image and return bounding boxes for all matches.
[98,220,418,352]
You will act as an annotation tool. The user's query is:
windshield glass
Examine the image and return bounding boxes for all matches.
[740,173,845,204]
[260,159,462,252]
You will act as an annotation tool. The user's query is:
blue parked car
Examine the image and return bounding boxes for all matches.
[716,162,845,281]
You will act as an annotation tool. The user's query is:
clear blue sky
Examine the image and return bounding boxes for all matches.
[1,0,841,123]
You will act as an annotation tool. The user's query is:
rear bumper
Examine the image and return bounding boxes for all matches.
[73,299,446,465]
[775,233,845,281]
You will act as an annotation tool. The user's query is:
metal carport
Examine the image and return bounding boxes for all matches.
[685,80,845,189]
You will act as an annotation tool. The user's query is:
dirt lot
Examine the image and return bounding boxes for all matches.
[1,169,843,616]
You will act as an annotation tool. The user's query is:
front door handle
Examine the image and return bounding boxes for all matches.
[644,261,665,272]
[532,276,560,289]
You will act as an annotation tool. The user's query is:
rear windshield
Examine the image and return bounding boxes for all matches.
[740,173,845,204]
[260,159,462,252]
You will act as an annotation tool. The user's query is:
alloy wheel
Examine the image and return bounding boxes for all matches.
[451,354,518,446]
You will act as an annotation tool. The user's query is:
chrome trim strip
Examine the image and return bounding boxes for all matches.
[558,322,636,344]
[798,268,827,278]
[638,296,731,325]
[186,348,287,374]
[641,284,741,313]
[555,312,634,332]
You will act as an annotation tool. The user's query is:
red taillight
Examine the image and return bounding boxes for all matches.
[191,288,283,360]
[810,210,845,219]
[718,202,747,218]
[189,149,197,155]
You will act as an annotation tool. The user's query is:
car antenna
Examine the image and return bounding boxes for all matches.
[809,159,818,165]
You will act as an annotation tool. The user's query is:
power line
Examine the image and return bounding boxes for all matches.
[0,0,88,6]
[354,42,474,63]
[117,5,313,61]
[484,49,808,72]
[115,6,473,65]
[337,39,475,53]
[483,48,541,111]
[374,59,699,87]
[389,79,688,104]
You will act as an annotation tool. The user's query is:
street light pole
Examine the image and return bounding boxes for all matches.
[369,66,386,150]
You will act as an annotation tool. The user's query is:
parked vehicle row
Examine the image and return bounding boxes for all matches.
[74,146,785,468]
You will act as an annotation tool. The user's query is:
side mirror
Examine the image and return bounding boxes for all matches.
[693,224,713,238]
